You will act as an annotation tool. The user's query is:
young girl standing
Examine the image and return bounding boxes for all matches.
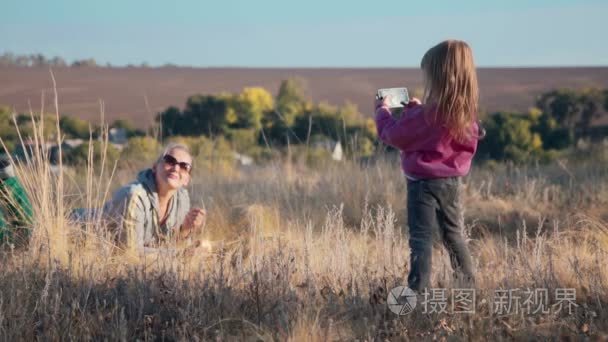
[375,40,481,291]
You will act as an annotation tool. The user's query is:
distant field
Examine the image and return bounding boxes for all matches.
[1,66,608,128]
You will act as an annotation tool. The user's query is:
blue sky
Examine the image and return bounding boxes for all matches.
[1,0,607,67]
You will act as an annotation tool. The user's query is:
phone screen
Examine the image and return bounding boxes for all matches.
[377,87,409,108]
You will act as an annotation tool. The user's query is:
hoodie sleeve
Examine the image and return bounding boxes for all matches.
[374,105,432,152]
[116,191,181,257]
[104,187,147,253]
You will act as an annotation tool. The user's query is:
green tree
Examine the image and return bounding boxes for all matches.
[577,89,604,136]
[536,88,604,139]
[0,107,18,151]
[292,102,343,143]
[121,136,160,163]
[536,90,581,130]
[71,58,97,67]
[66,141,120,167]
[477,112,543,162]
[156,106,182,137]
[111,118,144,137]
[534,113,573,150]
[275,78,307,126]
[60,116,91,139]
[258,79,309,145]
[236,87,274,130]
[182,94,233,136]
[12,113,59,141]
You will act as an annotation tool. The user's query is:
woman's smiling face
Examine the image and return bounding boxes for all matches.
[154,148,193,191]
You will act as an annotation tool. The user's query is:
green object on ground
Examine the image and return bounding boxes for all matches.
[0,176,33,244]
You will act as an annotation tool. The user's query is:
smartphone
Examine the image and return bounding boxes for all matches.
[376,87,409,108]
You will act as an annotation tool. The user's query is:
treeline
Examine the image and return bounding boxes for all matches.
[0,78,376,168]
[478,88,608,162]
[0,103,267,172]
[0,110,143,145]
[0,107,143,161]
[0,52,101,68]
[1,79,607,166]
[157,80,608,164]
[0,52,171,68]
[157,78,377,157]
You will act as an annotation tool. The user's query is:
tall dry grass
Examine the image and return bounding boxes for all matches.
[1,96,607,340]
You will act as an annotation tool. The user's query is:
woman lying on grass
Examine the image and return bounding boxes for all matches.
[75,143,206,256]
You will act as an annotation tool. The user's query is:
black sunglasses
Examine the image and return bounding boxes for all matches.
[162,154,192,173]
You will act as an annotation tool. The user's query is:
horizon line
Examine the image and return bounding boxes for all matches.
[3,65,608,70]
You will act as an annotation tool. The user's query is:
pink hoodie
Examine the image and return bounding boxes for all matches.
[375,104,479,180]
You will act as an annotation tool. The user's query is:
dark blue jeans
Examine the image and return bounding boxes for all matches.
[406,177,475,291]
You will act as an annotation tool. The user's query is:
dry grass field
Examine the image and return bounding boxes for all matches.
[2,66,608,128]
[1,108,607,340]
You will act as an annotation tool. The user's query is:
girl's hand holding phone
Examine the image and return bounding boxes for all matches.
[374,95,392,111]
[405,97,422,108]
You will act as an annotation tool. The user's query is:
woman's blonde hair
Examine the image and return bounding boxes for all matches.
[155,142,192,170]
[156,142,191,163]
[421,40,479,142]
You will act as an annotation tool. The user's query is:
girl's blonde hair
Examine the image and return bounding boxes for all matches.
[421,40,479,142]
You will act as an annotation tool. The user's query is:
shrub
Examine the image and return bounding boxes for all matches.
[65,141,120,168]
[121,136,161,164]
[478,112,544,163]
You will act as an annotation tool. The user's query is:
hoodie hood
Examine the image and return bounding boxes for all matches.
[136,168,159,211]
[137,168,157,194]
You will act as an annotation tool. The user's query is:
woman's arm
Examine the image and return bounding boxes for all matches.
[104,188,148,253]
[179,208,206,240]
